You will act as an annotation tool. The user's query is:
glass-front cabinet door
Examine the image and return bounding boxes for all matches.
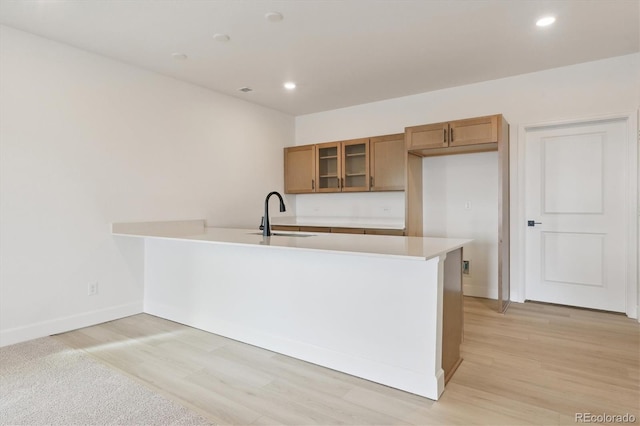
[315,139,370,192]
[316,142,341,192]
[341,138,370,192]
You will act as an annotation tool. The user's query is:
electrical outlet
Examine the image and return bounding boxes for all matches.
[462,261,470,275]
[87,281,98,296]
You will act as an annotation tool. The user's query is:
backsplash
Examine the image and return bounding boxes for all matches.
[294,192,405,221]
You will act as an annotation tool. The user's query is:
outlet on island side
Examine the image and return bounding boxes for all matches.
[462,260,470,275]
[87,280,98,296]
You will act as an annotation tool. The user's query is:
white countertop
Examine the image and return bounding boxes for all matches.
[112,221,469,261]
[271,216,405,230]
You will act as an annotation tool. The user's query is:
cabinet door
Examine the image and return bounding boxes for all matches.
[449,115,498,147]
[405,122,449,150]
[299,226,330,233]
[331,227,365,234]
[370,134,405,191]
[271,225,300,232]
[365,229,405,236]
[284,145,316,194]
[316,142,342,192]
[341,138,370,192]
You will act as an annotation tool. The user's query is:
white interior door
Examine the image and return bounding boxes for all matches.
[525,119,628,312]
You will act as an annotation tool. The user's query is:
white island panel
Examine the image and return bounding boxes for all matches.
[144,237,447,399]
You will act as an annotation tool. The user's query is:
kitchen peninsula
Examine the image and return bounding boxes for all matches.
[112,219,470,400]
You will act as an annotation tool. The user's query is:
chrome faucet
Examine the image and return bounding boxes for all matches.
[261,191,286,237]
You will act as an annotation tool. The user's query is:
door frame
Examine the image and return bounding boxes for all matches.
[515,111,638,319]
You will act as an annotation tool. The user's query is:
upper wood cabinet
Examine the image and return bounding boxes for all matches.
[284,134,404,194]
[449,115,498,147]
[405,122,449,150]
[370,134,405,191]
[316,138,370,192]
[406,115,499,155]
[284,145,316,194]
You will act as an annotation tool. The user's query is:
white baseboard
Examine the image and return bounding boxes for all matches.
[0,302,143,348]
[463,282,497,299]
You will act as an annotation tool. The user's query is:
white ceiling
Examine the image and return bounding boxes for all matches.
[1,0,638,116]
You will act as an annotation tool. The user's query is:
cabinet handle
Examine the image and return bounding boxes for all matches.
[370,176,374,187]
[450,128,454,142]
[311,179,315,190]
[443,128,447,143]
[340,177,343,188]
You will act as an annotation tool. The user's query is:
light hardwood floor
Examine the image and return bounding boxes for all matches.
[54,297,639,425]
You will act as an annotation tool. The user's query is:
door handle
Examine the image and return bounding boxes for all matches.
[527,220,542,227]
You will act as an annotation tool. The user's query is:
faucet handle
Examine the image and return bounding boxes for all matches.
[259,216,265,231]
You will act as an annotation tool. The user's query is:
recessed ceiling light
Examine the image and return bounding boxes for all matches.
[171,53,188,60]
[265,11,284,22]
[213,33,230,42]
[284,82,296,90]
[536,16,556,27]
[238,87,253,93]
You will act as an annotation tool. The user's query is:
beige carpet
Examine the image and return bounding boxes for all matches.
[0,337,213,425]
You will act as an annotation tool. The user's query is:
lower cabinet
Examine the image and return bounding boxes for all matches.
[300,226,330,233]
[442,247,464,383]
[272,225,404,236]
[331,227,365,234]
[272,226,300,231]
[365,229,405,236]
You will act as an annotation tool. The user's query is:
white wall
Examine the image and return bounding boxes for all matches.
[296,53,640,300]
[0,26,294,346]
[423,152,499,297]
